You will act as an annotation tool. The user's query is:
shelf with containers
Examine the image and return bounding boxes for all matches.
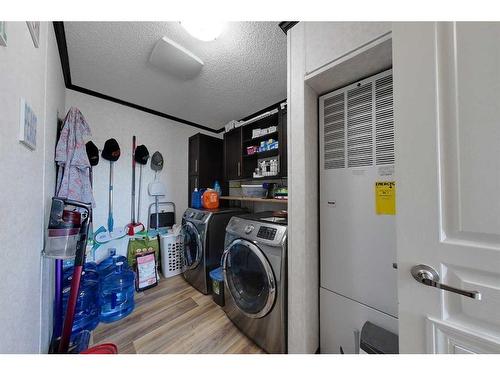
[220,196,287,204]
[224,102,286,181]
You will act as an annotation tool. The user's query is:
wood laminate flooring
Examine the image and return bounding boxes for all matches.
[93,275,265,354]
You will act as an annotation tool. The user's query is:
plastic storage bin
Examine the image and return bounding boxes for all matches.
[160,233,184,278]
[241,184,266,198]
[100,261,135,323]
[209,267,224,307]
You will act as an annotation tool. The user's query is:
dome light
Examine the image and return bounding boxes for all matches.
[180,21,226,42]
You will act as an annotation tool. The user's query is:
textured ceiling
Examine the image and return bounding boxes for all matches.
[65,22,287,130]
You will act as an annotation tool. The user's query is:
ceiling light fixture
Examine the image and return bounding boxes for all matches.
[180,21,226,42]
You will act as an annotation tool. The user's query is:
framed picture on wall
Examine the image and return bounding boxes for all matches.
[26,21,40,48]
[19,98,37,150]
[0,22,6,46]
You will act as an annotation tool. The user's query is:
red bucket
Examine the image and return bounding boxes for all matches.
[81,343,118,354]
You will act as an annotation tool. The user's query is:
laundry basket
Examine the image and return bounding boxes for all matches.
[159,233,184,278]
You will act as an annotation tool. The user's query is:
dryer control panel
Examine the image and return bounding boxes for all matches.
[183,208,212,224]
[226,217,287,247]
[257,226,277,241]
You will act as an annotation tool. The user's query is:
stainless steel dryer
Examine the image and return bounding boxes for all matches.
[222,212,287,353]
[182,207,245,294]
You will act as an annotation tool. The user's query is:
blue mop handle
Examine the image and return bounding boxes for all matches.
[108,213,114,233]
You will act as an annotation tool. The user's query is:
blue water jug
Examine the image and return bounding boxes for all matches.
[62,273,100,335]
[64,265,99,287]
[98,254,129,279]
[97,249,117,272]
[100,261,135,323]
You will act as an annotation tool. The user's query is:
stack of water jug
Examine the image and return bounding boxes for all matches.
[62,249,136,338]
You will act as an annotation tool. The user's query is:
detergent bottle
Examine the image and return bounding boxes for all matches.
[191,188,202,209]
[214,180,222,196]
[202,189,219,209]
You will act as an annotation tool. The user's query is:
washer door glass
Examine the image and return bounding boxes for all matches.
[182,221,202,270]
[223,239,276,318]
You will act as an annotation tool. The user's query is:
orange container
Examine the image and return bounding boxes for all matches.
[202,189,219,209]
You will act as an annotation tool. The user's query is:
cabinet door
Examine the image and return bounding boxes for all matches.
[224,128,242,180]
[199,135,224,186]
[305,22,391,75]
[188,135,199,175]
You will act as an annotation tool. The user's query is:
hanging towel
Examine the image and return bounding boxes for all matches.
[55,107,95,205]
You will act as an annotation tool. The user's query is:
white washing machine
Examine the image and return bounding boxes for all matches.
[222,212,287,353]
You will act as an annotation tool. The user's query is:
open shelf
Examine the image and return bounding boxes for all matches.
[243,131,279,144]
[228,176,287,182]
[243,149,279,159]
[220,196,288,204]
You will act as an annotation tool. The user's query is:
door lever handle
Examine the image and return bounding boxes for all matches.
[411,264,481,300]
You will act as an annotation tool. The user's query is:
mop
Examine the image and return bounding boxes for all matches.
[134,145,150,228]
[126,136,146,235]
[96,138,126,243]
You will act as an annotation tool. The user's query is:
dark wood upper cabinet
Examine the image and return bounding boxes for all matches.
[188,133,224,206]
[188,135,199,175]
[224,127,243,180]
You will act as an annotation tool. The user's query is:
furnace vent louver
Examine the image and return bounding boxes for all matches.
[375,75,394,165]
[320,70,394,170]
[323,93,345,169]
[347,82,373,168]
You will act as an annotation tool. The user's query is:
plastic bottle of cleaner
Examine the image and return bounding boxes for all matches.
[99,261,135,323]
[191,188,202,209]
[214,181,222,196]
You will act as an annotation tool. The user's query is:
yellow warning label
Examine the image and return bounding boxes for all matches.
[375,181,396,215]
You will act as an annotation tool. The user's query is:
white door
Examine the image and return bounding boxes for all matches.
[394,22,500,353]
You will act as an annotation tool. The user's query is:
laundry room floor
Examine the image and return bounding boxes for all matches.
[92,275,265,354]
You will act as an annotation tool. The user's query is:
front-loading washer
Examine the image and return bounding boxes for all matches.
[222,212,287,353]
[182,207,246,294]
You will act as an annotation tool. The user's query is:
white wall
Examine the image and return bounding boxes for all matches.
[65,90,219,232]
[287,23,320,353]
[40,24,67,353]
[0,22,66,353]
